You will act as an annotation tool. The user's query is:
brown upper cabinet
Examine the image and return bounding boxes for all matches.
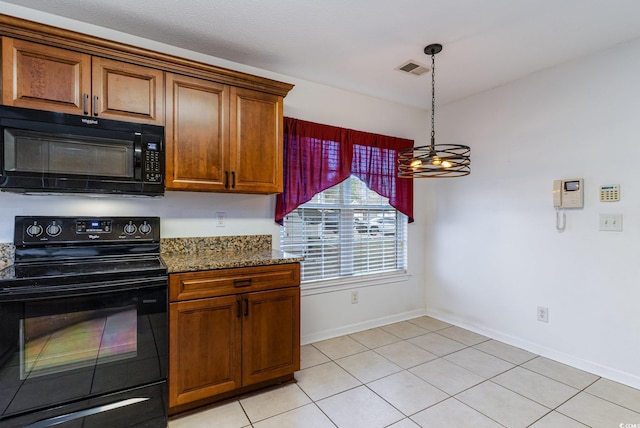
[1,37,164,125]
[0,14,293,194]
[165,73,283,193]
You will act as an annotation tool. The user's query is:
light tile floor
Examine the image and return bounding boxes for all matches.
[168,316,640,428]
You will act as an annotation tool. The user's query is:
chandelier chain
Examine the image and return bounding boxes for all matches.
[430,51,436,145]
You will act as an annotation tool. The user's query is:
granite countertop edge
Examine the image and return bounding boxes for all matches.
[161,249,304,274]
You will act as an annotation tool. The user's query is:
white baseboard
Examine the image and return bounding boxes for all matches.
[426,309,640,391]
[301,309,427,345]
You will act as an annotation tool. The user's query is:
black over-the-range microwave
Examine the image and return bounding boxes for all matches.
[0,105,165,196]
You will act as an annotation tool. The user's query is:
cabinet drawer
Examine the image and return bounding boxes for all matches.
[170,263,300,301]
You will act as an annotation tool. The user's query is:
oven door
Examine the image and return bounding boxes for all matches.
[0,279,167,426]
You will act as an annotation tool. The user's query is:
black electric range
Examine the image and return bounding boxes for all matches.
[0,216,168,428]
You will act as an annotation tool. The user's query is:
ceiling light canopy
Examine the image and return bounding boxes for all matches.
[398,44,470,178]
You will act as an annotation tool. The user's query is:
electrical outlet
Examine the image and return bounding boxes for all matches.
[351,290,359,304]
[215,212,225,227]
[537,306,549,323]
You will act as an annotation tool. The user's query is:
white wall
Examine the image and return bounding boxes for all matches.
[0,3,430,343]
[428,38,640,388]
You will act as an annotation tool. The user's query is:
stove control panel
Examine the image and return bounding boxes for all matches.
[15,216,160,245]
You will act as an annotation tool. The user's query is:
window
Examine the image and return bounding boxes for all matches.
[280,176,407,283]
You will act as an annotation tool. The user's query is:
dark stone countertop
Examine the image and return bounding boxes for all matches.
[161,248,303,274]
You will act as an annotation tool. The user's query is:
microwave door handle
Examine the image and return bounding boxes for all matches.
[82,94,89,115]
[134,133,142,181]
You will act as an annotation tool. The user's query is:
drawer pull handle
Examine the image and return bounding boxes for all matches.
[233,279,252,288]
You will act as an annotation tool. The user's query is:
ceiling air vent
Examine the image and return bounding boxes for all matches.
[395,60,430,76]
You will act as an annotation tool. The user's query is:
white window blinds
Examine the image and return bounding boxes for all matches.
[280,176,407,283]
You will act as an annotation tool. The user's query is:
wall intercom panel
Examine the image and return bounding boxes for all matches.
[553,178,584,208]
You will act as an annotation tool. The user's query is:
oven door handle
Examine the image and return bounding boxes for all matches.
[24,397,150,428]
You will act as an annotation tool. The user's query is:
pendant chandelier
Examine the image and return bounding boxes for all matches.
[398,44,470,178]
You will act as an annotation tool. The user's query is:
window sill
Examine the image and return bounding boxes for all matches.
[300,270,410,297]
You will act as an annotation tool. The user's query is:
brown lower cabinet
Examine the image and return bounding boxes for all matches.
[168,263,300,414]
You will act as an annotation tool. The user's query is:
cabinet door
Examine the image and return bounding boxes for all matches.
[1,37,91,114]
[242,287,300,386]
[92,57,164,124]
[229,87,283,193]
[165,73,229,190]
[169,295,242,407]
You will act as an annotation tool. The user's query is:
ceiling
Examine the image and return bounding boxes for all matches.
[4,0,640,109]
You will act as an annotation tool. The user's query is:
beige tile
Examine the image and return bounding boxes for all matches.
[335,350,402,383]
[408,332,467,356]
[529,411,589,428]
[253,403,335,428]
[444,348,514,378]
[437,326,489,346]
[381,321,430,339]
[169,401,249,428]
[300,344,331,369]
[387,418,421,428]
[456,381,549,427]
[407,316,451,331]
[375,340,438,369]
[410,358,484,395]
[557,391,640,428]
[585,378,640,413]
[240,384,311,422]
[368,370,448,416]
[492,367,579,408]
[295,361,361,401]
[473,339,537,365]
[349,327,401,348]
[522,357,599,389]
[312,335,367,360]
[411,397,504,428]
[317,385,404,428]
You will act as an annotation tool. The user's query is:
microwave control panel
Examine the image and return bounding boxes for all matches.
[143,141,163,183]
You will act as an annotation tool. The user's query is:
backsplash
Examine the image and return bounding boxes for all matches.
[160,235,271,254]
[0,243,15,270]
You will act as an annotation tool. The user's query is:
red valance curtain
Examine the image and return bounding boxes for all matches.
[275,117,414,224]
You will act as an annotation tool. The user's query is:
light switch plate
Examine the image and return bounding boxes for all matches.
[599,213,622,231]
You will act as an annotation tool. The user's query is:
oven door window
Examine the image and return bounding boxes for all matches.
[21,305,137,380]
[4,128,134,178]
[0,285,166,418]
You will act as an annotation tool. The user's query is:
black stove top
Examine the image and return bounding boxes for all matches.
[1,216,167,295]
